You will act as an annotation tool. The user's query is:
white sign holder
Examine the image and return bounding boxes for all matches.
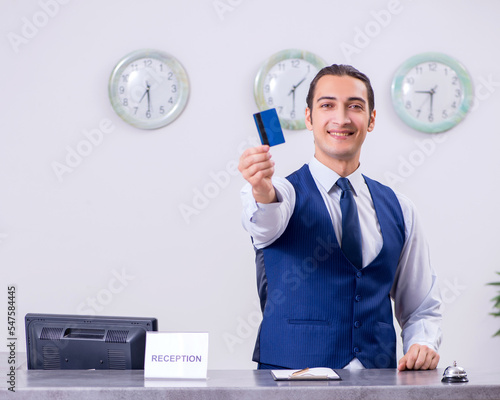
[144,332,209,379]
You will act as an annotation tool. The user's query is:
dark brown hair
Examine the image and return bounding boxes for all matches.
[306,64,375,115]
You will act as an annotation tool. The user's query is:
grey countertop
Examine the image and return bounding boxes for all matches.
[2,367,500,400]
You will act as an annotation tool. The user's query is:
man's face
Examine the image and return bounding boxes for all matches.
[305,75,376,170]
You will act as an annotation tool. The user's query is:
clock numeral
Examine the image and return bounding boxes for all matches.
[267,97,274,105]
[130,63,139,72]
[442,110,448,119]
[119,86,125,94]
[277,63,286,71]
[123,98,128,106]
[428,62,437,72]
[291,59,300,68]
[122,74,129,83]
[406,77,414,84]
[133,106,138,115]
[264,84,270,93]
[171,84,177,93]
[452,76,459,85]
[416,109,421,118]
[428,113,434,122]
[455,89,462,98]
[168,97,174,104]
[415,66,423,74]
[277,106,283,114]
[146,111,151,119]
[143,59,153,68]
[451,101,457,109]
[290,110,296,119]
[405,101,412,110]
[168,72,173,80]
[160,106,165,114]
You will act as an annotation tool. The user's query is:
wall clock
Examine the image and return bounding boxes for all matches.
[108,49,189,129]
[391,52,473,133]
[254,49,327,130]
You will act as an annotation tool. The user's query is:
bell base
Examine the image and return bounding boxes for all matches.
[441,376,469,383]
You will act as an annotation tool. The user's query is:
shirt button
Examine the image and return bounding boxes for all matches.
[354,321,361,328]
[355,295,362,302]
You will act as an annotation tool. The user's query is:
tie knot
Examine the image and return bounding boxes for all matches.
[336,177,352,192]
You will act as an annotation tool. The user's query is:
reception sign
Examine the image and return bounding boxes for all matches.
[144,332,209,379]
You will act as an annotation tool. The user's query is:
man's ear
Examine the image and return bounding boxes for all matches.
[368,109,376,132]
[305,107,313,131]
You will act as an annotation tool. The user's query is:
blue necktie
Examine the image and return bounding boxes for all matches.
[336,177,363,269]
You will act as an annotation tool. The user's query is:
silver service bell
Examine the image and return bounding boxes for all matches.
[442,361,469,383]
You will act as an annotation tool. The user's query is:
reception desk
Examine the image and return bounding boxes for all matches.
[5,367,500,400]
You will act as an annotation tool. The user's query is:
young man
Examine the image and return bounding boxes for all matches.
[238,65,442,370]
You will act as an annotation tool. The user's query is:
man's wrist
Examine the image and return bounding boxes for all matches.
[253,187,278,204]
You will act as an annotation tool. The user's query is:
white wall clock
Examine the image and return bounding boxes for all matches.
[108,49,189,129]
[391,52,473,133]
[254,49,327,130]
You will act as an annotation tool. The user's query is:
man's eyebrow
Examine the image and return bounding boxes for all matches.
[316,96,366,104]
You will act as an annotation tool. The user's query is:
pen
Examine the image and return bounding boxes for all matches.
[291,367,310,376]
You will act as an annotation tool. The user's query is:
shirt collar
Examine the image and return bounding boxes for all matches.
[309,157,364,196]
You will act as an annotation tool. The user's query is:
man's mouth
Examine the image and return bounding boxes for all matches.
[328,130,353,137]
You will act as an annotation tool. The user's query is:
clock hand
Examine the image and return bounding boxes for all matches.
[415,86,438,117]
[139,82,152,113]
[139,88,149,104]
[146,81,151,113]
[293,76,306,89]
[287,76,307,94]
[285,75,308,114]
[430,86,437,115]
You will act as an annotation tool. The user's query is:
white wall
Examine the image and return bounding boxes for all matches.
[1,0,500,370]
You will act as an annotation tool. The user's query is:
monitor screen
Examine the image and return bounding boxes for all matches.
[25,313,158,370]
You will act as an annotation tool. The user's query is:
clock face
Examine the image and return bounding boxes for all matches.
[391,53,473,133]
[109,50,189,129]
[254,49,326,130]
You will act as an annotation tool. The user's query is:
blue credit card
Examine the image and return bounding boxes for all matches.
[253,108,285,147]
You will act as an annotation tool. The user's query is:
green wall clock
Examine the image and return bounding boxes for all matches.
[391,52,473,133]
[109,49,189,129]
[254,49,327,130]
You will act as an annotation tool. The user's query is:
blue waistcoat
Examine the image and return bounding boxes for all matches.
[253,165,405,369]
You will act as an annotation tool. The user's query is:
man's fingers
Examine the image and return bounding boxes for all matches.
[245,160,274,180]
[429,353,440,370]
[413,347,428,369]
[398,344,440,371]
[239,145,275,184]
[397,357,407,371]
[239,145,270,165]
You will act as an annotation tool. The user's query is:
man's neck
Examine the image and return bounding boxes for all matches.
[314,154,360,178]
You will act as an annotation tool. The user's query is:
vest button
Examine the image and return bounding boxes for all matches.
[355,294,362,302]
[354,320,361,328]
[356,271,362,278]
[353,347,360,353]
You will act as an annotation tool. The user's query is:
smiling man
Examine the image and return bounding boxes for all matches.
[238,64,442,371]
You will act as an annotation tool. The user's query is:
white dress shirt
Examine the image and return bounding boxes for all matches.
[241,157,443,369]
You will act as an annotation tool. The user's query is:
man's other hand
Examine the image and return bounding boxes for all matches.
[238,145,277,204]
[398,343,440,371]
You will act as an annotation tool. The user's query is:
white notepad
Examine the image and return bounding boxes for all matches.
[271,367,341,381]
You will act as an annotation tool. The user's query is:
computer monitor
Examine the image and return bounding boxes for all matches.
[25,313,158,370]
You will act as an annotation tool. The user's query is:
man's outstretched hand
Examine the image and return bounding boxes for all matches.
[398,343,439,371]
[238,145,277,204]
